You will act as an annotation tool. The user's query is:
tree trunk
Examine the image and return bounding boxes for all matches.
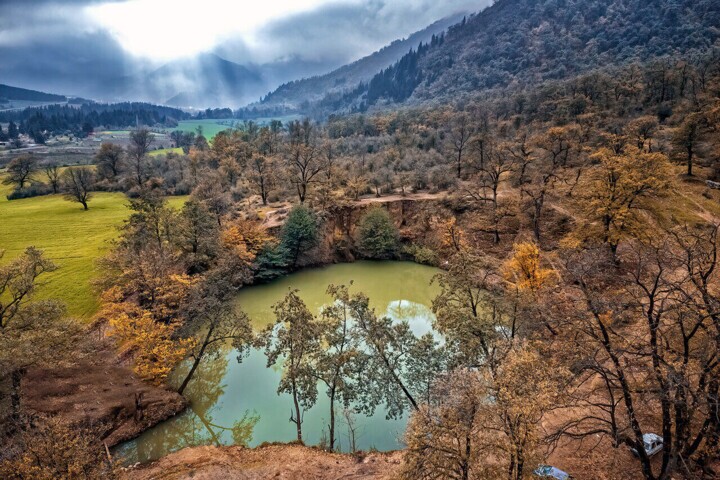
[292,379,303,442]
[178,324,214,395]
[329,390,336,451]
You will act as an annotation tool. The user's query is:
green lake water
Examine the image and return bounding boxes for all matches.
[117,261,441,464]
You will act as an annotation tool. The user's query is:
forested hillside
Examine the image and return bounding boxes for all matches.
[240,14,466,117]
[0,84,66,103]
[251,0,720,117]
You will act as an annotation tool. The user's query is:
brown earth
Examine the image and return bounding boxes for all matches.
[121,444,403,480]
[20,331,187,447]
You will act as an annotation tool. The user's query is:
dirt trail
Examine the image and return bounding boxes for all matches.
[121,444,403,480]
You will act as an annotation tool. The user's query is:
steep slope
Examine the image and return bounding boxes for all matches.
[240,14,466,115]
[250,0,720,117]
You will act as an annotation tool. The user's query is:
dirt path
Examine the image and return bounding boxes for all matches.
[121,444,403,480]
[355,192,447,205]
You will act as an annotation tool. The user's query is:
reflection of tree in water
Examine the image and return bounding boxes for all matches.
[386,300,435,328]
[124,348,258,463]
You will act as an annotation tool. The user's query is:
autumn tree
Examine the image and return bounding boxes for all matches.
[101,290,194,384]
[671,113,704,176]
[432,250,508,365]
[62,167,95,210]
[175,199,219,273]
[574,146,673,256]
[0,248,77,425]
[520,127,576,241]
[0,416,117,479]
[260,289,320,442]
[626,116,659,152]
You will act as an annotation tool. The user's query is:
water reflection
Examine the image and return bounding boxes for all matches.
[117,261,440,463]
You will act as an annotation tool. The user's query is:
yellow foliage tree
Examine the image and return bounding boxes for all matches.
[575,146,673,255]
[98,287,195,384]
[221,219,273,263]
[503,241,554,294]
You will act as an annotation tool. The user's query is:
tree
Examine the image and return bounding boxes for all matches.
[175,199,218,273]
[286,119,324,203]
[574,146,673,256]
[281,205,319,268]
[127,128,154,187]
[0,248,78,426]
[432,251,507,365]
[0,247,56,330]
[177,300,253,396]
[102,294,195,384]
[62,167,95,210]
[347,291,424,418]
[448,112,475,177]
[260,289,320,442]
[95,142,125,182]
[43,162,61,194]
[356,206,399,259]
[314,284,365,450]
[2,155,37,190]
[521,127,576,241]
[671,113,704,176]
[249,154,274,205]
[7,120,18,139]
[626,116,658,152]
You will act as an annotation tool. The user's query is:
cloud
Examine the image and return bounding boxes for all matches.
[0,0,490,102]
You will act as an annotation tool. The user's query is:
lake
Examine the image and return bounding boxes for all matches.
[117,261,441,464]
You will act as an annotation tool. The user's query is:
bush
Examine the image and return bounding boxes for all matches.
[357,206,399,259]
[403,243,439,266]
[6,182,53,200]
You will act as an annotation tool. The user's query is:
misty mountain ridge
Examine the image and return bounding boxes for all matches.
[247,0,720,118]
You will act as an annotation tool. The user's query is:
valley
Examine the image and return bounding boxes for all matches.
[1,1,720,479]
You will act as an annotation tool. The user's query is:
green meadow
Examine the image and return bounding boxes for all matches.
[0,178,186,319]
[175,115,301,141]
[175,119,236,140]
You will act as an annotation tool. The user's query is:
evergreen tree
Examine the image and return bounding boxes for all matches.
[281,205,319,267]
[357,206,399,259]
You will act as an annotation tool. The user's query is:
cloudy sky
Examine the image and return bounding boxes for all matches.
[0,0,488,101]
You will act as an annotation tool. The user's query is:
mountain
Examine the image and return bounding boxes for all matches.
[118,54,264,109]
[247,0,720,117]
[0,84,66,102]
[239,14,467,114]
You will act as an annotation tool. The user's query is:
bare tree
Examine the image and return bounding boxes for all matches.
[127,128,154,187]
[62,167,95,210]
[43,162,61,194]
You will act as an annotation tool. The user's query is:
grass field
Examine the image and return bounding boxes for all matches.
[0,179,186,319]
[175,115,301,141]
[175,119,237,140]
